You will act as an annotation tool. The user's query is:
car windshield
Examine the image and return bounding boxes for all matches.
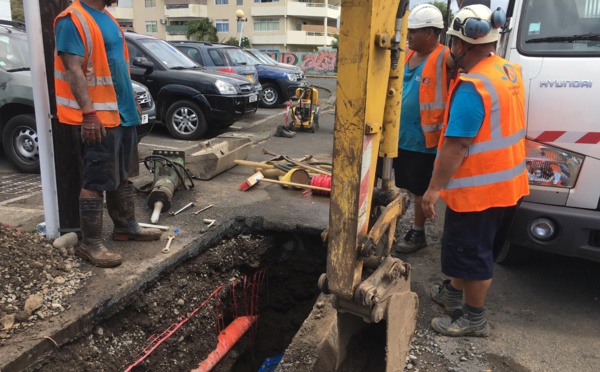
[138,38,198,69]
[0,31,30,71]
[221,48,249,66]
[243,51,262,66]
[249,50,278,65]
[519,0,600,55]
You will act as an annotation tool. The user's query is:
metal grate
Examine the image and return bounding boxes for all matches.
[0,174,42,195]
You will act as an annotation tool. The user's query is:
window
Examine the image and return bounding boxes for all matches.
[254,18,280,31]
[237,0,243,4]
[216,0,229,5]
[208,49,226,66]
[216,19,230,33]
[144,0,156,7]
[254,0,279,3]
[126,42,144,64]
[518,0,600,55]
[145,21,158,33]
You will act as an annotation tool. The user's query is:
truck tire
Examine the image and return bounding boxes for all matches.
[2,114,40,173]
[165,100,207,140]
[495,241,534,265]
[260,83,281,108]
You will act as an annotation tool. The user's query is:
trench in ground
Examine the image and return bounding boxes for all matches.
[28,232,326,372]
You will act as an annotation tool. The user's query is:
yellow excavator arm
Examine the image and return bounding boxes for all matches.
[318,1,419,370]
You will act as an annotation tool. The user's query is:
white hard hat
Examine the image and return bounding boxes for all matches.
[447,4,505,44]
[408,4,444,30]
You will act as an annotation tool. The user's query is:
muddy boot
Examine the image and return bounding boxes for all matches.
[77,197,122,268]
[106,181,162,241]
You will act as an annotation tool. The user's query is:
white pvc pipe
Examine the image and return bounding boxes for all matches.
[23,0,60,239]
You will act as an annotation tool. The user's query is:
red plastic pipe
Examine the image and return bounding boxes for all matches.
[191,315,258,372]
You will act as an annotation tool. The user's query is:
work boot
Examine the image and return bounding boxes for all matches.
[394,228,427,253]
[274,125,296,138]
[431,306,490,337]
[77,197,122,268]
[106,181,162,241]
[430,279,464,313]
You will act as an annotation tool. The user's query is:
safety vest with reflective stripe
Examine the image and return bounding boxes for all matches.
[439,55,529,212]
[405,44,450,149]
[54,1,127,127]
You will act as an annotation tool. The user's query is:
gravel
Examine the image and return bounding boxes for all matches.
[0,224,92,343]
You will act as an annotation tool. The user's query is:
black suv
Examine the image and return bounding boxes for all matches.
[126,32,259,140]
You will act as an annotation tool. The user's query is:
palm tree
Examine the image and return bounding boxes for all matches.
[186,19,218,42]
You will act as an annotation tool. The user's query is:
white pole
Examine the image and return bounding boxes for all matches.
[238,20,245,47]
[23,0,60,239]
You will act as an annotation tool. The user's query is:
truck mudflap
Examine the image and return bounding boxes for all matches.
[508,201,600,263]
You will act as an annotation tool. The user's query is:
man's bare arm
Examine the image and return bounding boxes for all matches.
[428,136,473,191]
[58,52,94,113]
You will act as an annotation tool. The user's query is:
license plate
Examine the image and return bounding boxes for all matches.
[245,75,254,82]
[249,94,258,103]
[141,114,148,124]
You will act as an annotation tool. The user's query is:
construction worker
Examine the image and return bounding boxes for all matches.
[422,4,529,337]
[54,0,162,268]
[393,4,451,254]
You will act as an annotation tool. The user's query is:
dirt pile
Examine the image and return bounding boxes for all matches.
[0,225,92,342]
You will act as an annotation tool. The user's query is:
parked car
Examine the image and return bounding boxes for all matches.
[244,48,303,73]
[132,81,156,142]
[0,21,156,173]
[243,49,307,108]
[170,41,262,99]
[126,33,259,140]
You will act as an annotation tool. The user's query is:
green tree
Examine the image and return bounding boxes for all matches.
[223,36,239,46]
[11,0,24,22]
[430,1,455,29]
[186,19,218,42]
[330,33,339,49]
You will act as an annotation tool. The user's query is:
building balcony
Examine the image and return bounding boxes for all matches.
[252,30,336,46]
[107,6,134,21]
[251,1,340,20]
[165,4,208,19]
[166,25,188,35]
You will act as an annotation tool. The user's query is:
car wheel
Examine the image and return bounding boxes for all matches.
[260,83,281,108]
[165,100,207,140]
[2,114,40,173]
[495,241,534,265]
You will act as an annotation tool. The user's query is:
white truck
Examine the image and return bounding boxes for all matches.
[495,0,600,263]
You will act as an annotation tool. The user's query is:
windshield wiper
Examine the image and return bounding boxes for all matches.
[169,66,192,70]
[526,33,600,43]
[6,67,30,72]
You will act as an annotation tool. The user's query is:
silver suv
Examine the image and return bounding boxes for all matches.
[0,21,155,173]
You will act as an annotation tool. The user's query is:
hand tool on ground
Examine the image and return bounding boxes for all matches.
[261,149,332,176]
[162,234,175,254]
[239,171,330,193]
[193,204,214,215]
[138,222,170,231]
[234,160,276,169]
[201,219,216,233]
[145,150,193,223]
[169,202,195,216]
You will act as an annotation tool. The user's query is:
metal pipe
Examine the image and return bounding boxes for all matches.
[23,0,60,239]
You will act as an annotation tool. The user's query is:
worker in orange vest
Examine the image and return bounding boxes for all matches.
[54,0,161,268]
[422,5,529,337]
[392,4,452,254]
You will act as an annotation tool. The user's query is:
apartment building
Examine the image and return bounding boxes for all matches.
[109,0,340,53]
[0,0,11,21]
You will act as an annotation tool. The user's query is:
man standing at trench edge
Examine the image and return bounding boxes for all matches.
[422,5,529,336]
[54,0,162,268]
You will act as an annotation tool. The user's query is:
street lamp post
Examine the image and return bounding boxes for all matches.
[236,9,248,47]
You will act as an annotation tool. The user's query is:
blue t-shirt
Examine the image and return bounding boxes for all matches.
[445,82,485,138]
[55,2,138,126]
[398,58,437,154]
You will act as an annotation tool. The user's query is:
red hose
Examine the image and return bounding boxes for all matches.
[191,315,259,372]
[310,175,331,195]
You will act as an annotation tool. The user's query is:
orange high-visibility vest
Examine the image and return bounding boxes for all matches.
[54,1,128,127]
[405,44,450,149]
[439,55,529,212]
